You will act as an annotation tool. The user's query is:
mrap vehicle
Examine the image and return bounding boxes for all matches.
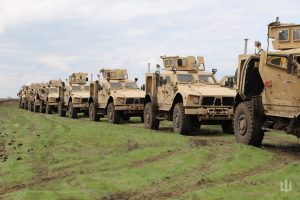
[144,55,236,135]
[234,18,300,146]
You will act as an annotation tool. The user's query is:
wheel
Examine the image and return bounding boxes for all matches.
[107,102,120,124]
[68,103,77,119]
[89,102,100,121]
[173,103,191,135]
[234,101,264,146]
[221,120,234,134]
[28,103,33,112]
[123,115,130,122]
[45,102,53,114]
[144,102,159,130]
[39,102,45,113]
[58,101,66,117]
[33,103,39,113]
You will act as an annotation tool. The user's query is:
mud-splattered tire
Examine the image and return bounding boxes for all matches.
[45,102,52,114]
[173,103,191,134]
[89,102,100,121]
[58,101,66,117]
[222,120,234,134]
[144,102,159,130]
[234,101,264,146]
[68,103,77,119]
[107,102,120,124]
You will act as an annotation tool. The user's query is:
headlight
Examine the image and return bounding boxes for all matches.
[117,98,125,104]
[193,96,200,104]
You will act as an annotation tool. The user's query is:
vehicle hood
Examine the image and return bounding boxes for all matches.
[71,91,90,98]
[178,84,236,97]
[112,89,145,98]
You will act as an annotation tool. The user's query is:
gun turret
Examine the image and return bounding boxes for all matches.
[161,55,205,72]
[69,72,88,85]
[268,17,300,50]
[100,69,128,80]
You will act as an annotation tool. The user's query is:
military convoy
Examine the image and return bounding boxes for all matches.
[143,56,236,134]
[89,69,145,123]
[17,18,300,148]
[234,18,300,146]
[57,73,90,118]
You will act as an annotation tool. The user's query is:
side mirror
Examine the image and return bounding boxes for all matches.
[141,84,145,91]
[135,78,138,82]
[212,68,217,74]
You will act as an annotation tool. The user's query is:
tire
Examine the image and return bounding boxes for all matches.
[221,120,234,134]
[107,102,120,124]
[89,102,100,121]
[39,102,45,113]
[45,102,52,114]
[173,103,191,135]
[58,101,66,117]
[33,103,39,113]
[234,101,264,146]
[144,102,159,130]
[68,103,77,119]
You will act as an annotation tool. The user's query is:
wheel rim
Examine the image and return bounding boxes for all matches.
[238,113,247,136]
[108,107,112,120]
[145,108,150,124]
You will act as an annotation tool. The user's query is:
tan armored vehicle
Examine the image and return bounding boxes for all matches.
[32,83,49,113]
[89,69,145,123]
[144,56,236,134]
[27,83,44,112]
[17,85,28,109]
[57,73,90,118]
[38,80,62,114]
[234,18,300,146]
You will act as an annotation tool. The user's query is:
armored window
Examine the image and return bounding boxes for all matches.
[83,86,89,91]
[165,76,171,83]
[111,82,122,89]
[278,30,289,41]
[293,29,300,41]
[169,59,174,66]
[164,59,169,67]
[124,82,138,89]
[199,75,217,85]
[72,86,81,91]
[266,55,288,69]
[177,59,187,67]
[177,74,194,83]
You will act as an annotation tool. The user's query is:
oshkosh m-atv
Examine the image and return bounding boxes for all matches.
[234,18,300,146]
[58,73,90,118]
[144,56,236,135]
[89,69,145,123]
[39,80,62,114]
[17,85,28,109]
[27,83,45,112]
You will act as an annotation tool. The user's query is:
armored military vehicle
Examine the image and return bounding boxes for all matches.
[144,56,236,134]
[38,80,62,114]
[234,18,300,146]
[27,83,44,112]
[32,83,48,113]
[17,86,28,109]
[89,69,145,124]
[57,73,90,118]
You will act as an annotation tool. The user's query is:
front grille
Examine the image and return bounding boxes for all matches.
[126,98,134,104]
[82,98,88,103]
[126,98,143,104]
[140,98,145,104]
[222,97,234,106]
[215,98,221,106]
[201,97,215,106]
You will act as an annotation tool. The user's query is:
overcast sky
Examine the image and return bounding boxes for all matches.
[0,0,299,97]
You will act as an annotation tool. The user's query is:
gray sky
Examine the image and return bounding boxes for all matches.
[0,0,299,97]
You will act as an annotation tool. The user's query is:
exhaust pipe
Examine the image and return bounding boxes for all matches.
[244,39,249,54]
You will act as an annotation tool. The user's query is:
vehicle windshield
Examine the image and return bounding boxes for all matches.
[83,86,89,91]
[72,86,81,91]
[124,82,138,89]
[177,74,194,83]
[111,82,122,89]
[199,75,217,85]
[49,87,58,93]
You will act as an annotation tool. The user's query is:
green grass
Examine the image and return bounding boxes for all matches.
[0,102,300,200]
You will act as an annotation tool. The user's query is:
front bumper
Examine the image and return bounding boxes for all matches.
[72,102,89,109]
[115,104,144,112]
[185,107,234,120]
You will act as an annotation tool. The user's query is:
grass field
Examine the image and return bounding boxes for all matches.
[0,101,300,200]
